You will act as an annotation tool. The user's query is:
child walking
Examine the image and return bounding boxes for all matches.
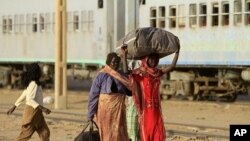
[7,63,51,141]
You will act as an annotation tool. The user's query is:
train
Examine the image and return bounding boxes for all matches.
[0,0,250,101]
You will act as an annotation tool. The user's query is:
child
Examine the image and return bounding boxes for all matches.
[7,63,51,141]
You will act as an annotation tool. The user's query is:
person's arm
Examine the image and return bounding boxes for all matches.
[121,45,129,73]
[87,74,101,120]
[7,87,27,115]
[161,45,180,74]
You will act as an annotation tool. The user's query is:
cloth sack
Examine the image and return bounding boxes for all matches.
[74,121,100,141]
[116,27,179,60]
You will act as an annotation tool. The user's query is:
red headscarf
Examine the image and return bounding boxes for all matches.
[140,55,161,77]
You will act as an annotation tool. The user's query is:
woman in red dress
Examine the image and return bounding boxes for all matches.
[121,46,180,141]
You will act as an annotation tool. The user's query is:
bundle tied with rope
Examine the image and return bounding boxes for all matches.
[116,27,180,60]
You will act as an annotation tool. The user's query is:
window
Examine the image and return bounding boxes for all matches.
[169,6,176,28]
[14,15,19,33]
[19,15,24,33]
[158,6,165,28]
[88,10,94,32]
[52,12,55,33]
[150,7,157,27]
[245,0,250,25]
[178,5,185,28]
[234,0,242,25]
[222,2,230,26]
[26,14,32,33]
[142,0,146,5]
[8,16,13,33]
[32,14,37,32]
[67,12,73,32]
[212,3,219,26]
[45,13,50,32]
[81,11,88,32]
[98,0,103,9]
[2,17,7,33]
[40,14,45,32]
[199,4,207,27]
[73,12,79,31]
[189,4,197,28]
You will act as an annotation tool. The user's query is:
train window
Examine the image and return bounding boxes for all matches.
[40,14,45,32]
[178,5,186,28]
[67,12,73,32]
[222,2,230,26]
[98,0,103,9]
[45,13,50,32]
[2,17,7,34]
[26,14,32,33]
[32,14,38,33]
[245,0,250,25]
[199,4,207,27]
[142,0,146,5]
[189,4,197,28]
[234,0,242,26]
[52,12,55,33]
[169,6,176,28]
[14,15,19,33]
[159,6,165,17]
[81,11,88,32]
[88,10,94,32]
[8,16,13,33]
[158,6,165,28]
[212,3,219,26]
[20,15,24,33]
[73,12,79,31]
[150,7,157,27]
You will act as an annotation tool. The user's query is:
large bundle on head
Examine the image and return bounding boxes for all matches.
[116,27,179,60]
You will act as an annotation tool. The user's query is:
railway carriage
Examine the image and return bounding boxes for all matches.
[138,0,250,101]
[0,0,127,88]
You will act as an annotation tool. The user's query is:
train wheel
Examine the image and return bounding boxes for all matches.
[161,94,172,100]
[226,93,238,102]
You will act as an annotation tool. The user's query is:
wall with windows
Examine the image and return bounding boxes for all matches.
[139,0,250,66]
[140,0,250,30]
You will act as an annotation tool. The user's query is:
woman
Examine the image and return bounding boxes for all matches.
[87,52,131,141]
[121,45,180,141]
[7,63,51,141]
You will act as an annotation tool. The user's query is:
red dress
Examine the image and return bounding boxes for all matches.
[130,66,166,141]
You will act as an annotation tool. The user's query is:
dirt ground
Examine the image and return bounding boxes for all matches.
[0,88,250,141]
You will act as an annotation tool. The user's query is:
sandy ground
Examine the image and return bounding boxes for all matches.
[0,88,250,141]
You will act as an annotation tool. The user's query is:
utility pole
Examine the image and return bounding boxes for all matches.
[55,0,67,109]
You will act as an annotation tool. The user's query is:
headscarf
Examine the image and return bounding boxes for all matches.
[140,55,161,77]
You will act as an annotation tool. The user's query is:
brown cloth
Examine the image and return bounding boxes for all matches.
[16,105,50,141]
[96,94,129,141]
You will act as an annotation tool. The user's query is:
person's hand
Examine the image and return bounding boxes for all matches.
[7,105,16,115]
[43,108,51,115]
[87,118,93,122]
[39,106,51,115]
[121,44,128,54]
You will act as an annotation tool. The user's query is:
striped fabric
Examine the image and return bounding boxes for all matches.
[126,97,140,141]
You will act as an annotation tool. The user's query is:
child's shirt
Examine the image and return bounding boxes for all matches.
[14,81,43,109]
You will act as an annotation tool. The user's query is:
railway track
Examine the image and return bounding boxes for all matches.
[0,104,230,140]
